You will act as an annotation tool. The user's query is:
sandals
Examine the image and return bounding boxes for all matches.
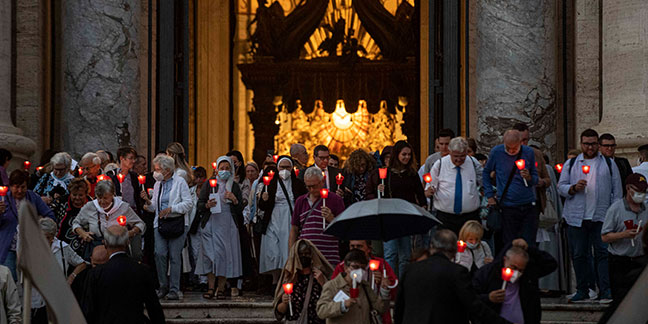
[203,289,215,299]
[216,290,226,300]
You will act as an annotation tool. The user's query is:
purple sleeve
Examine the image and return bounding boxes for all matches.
[30,191,55,220]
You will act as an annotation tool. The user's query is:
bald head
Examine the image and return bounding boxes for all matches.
[503,130,522,156]
[91,245,108,267]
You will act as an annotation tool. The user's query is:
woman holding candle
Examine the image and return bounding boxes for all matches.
[34,152,75,205]
[258,156,307,285]
[56,178,92,256]
[196,156,248,299]
[337,149,375,207]
[367,141,427,277]
[106,147,145,216]
[0,170,55,280]
[273,239,333,324]
[74,179,146,261]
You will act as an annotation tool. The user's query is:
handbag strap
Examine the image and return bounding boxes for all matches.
[59,240,67,275]
[299,198,322,232]
[298,273,315,320]
[360,284,377,313]
[498,150,523,205]
[277,178,293,215]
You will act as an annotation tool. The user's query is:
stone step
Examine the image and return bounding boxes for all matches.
[166,319,278,324]
[540,302,607,323]
[161,300,275,320]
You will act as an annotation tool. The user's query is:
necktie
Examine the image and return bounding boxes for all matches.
[454,166,462,214]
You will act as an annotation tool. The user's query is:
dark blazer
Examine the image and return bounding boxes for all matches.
[85,253,164,324]
[298,165,342,193]
[472,244,557,324]
[614,157,633,195]
[107,170,144,215]
[394,253,512,324]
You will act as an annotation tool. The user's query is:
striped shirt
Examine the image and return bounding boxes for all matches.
[291,193,345,265]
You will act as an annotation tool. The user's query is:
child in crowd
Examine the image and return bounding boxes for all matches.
[456,220,493,274]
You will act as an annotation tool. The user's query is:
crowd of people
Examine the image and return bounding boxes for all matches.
[0,124,647,324]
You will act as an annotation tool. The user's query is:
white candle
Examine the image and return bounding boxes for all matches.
[352,274,357,289]
[371,272,375,290]
[288,295,293,316]
[501,281,507,290]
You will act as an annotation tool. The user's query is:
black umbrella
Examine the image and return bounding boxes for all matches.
[324,198,442,241]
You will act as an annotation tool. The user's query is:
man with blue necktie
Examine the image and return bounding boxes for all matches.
[428,137,483,235]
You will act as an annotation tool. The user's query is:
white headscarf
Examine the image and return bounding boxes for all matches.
[276,157,294,200]
[216,156,235,194]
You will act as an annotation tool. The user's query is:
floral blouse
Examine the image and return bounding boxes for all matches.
[276,273,324,324]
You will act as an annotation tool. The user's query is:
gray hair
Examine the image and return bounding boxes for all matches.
[39,217,58,238]
[103,226,129,249]
[80,152,102,166]
[505,246,529,262]
[153,155,175,172]
[290,144,307,156]
[448,137,469,153]
[303,166,324,181]
[429,229,457,257]
[50,152,72,169]
[95,179,116,198]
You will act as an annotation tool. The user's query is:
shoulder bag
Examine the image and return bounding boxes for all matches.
[157,184,185,239]
[361,284,383,324]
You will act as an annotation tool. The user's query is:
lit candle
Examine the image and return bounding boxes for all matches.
[282,283,294,316]
[117,215,127,226]
[501,267,514,290]
[117,173,125,192]
[138,175,146,191]
[555,163,563,173]
[97,175,107,181]
[23,161,31,171]
[267,170,275,180]
[378,168,388,198]
[212,162,217,170]
[294,167,300,177]
[0,186,7,202]
[336,173,344,186]
[457,240,466,253]
[320,188,329,230]
[209,179,218,194]
[350,273,359,298]
[78,167,83,176]
[273,155,279,163]
[633,220,643,247]
[423,173,432,184]
[369,260,380,290]
[263,176,271,192]
[515,159,528,187]
[36,166,44,173]
[582,165,590,174]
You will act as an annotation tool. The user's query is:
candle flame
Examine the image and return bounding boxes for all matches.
[369,260,380,271]
[515,159,525,170]
[117,215,127,226]
[209,179,218,187]
[582,165,590,174]
[423,173,432,183]
[212,162,217,170]
[555,163,563,173]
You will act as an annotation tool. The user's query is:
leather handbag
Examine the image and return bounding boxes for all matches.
[158,213,185,239]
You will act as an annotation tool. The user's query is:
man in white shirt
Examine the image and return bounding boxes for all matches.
[428,137,483,235]
[632,144,648,179]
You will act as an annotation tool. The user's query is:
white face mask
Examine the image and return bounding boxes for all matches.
[349,269,366,283]
[279,169,291,180]
[632,191,647,204]
[509,270,522,284]
[153,171,164,182]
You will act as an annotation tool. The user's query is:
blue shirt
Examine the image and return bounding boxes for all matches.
[483,145,538,207]
[159,177,174,211]
[558,153,622,227]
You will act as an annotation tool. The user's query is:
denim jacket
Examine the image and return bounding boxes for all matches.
[557,153,622,227]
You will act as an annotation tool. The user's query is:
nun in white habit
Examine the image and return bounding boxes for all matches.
[196,155,243,299]
[257,156,307,284]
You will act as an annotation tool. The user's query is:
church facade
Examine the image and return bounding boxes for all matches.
[1,0,647,169]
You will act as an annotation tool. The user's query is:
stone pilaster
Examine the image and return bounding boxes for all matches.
[61,0,141,158]
[475,0,557,157]
[0,0,36,167]
[597,0,648,164]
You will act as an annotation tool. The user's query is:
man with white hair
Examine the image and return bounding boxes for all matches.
[428,137,483,235]
[80,152,103,197]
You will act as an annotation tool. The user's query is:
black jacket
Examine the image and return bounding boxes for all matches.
[394,253,512,324]
[107,170,144,215]
[84,253,164,324]
[614,157,633,196]
[472,244,557,324]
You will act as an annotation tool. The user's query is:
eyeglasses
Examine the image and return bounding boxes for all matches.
[316,155,330,161]
[306,184,320,189]
[582,142,599,147]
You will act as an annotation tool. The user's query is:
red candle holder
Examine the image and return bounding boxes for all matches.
[515,159,525,170]
[369,260,380,271]
[23,161,31,170]
[78,167,83,176]
[36,166,44,172]
[457,240,466,253]
[138,175,146,185]
[117,174,125,183]
[555,163,563,173]
[273,155,279,163]
[0,186,8,196]
[294,167,300,177]
[282,283,293,295]
[423,173,432,183]
[212,162,217,170]
[379,168,388,179]
[267,170,275,180]
[209,179,218,188]
[117,215,127,226]
[263,176,271,186]
[97,175,107,181]
[320,188,329,199]
[582,165,590,174]
[501,267,514,289]
[336,173,344,185]
[624,219,635,230]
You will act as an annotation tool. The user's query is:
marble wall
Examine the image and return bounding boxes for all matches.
[61,0,141,158]
[475,0,557,157]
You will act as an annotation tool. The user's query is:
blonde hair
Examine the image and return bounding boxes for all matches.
[166,142,193,183]
[458,220,484,241]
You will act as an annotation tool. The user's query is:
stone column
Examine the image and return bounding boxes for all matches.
[597,0,648,163]
[0,0,36,167]
[61,0,141,158]
[475,0,556,156]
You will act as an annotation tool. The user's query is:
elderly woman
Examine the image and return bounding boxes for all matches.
[0,170,55,280]
[57,178,91,255]
[73,180,145,261]
[141,154,192,300]
[258,156,307,284]
[338,149,375,207]
[273,239,333,324]
[32,217,87,324]
[34,152,75,204]
[79,152,103,197]
[196,156,246,299]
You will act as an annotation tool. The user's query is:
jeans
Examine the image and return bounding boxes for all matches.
[567,220,610,295]
[384,236,411,278]
[500,203,539,247]
[154,225,189,293]
[2,251,17,282]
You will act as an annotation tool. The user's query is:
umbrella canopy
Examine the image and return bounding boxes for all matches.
[324,198,442,241]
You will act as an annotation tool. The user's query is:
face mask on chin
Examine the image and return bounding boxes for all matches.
[466,242,479,250]
[509,269,522,284]
[632,191,647,204]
